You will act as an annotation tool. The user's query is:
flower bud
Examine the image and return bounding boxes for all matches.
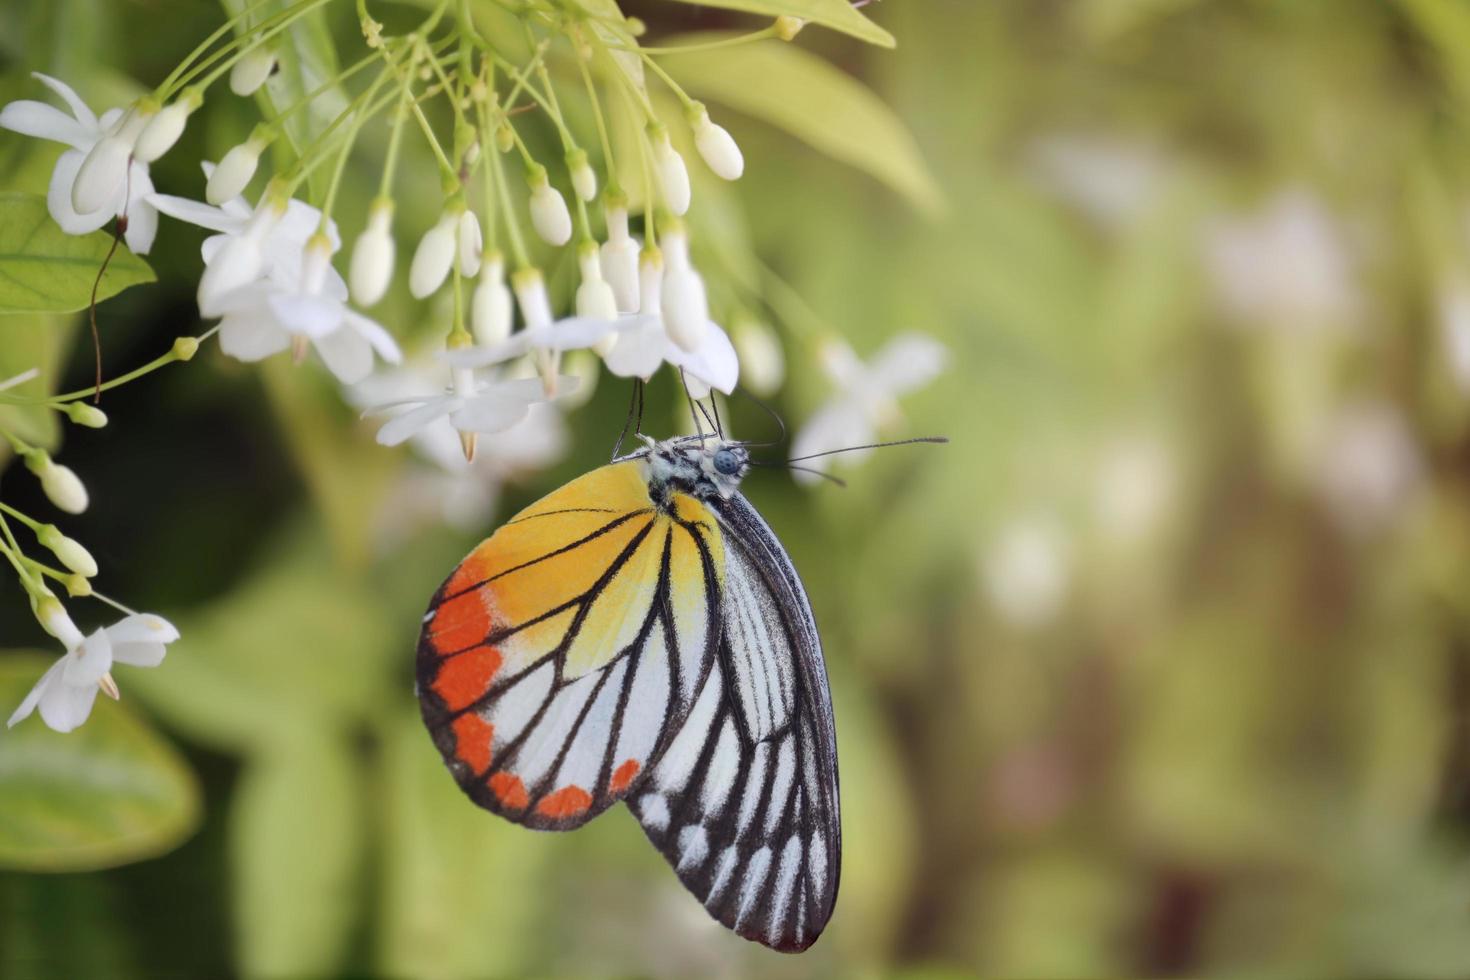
[71,134,132,215]
[37,525,98,578]
[409,209,460,298]
[601,201,640,313]
[24,451,88,515]
[512,267,553,329]
[689,104,744,181]
[649,125,691,216]
[230,46,277,96]
[207,137,265,205]
[495,123,515,154]
[638,248,664,317]
[351,199,395,306]
[458,208,483,277]
[472,254,513,347]
[172,336,200,361]
[661,227,709,352]
[133,93,198,164]
[65,574,92,598]
[32,594,84,649]
[62,402,108,428]
[576,243,620,341]
[774,15,805,41]
[527,168,572,246]
[732,318,784,396]
[568,149,597,202]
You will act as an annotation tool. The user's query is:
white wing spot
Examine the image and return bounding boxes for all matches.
[709,845,740,902]
[735,846,773,927]
[768,835,803,945]
[676,824,709,870]
[639,793,669,831]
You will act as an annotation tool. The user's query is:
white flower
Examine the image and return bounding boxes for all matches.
[230,46,277,96]
[207,136,265,205]
[472,254,513,347]
[576,244,619,333]
[570,151,598,203]
[209,234,402,384]
[458,209,483,277]
[149,181,331,316]
[363,371,569,451]
[980,514,1071,629]
[0,73,158,253]
[649,125,691,216]
[601,249,739,399]
[789,333,946,483]
[410,209,460,298]
[690,104,743,181]
[731,318,784,397]
[1313,400,1423,538]
[601,201,641,313]
[528,169,573,246]
[7,613,179,733]
[350,199,395,306]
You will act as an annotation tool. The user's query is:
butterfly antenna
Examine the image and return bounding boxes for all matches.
[709,393,725,439]
[785,435,949,463]
[679,369,704,438]
[696,397,721,438]
[750,459,848,488]
[732,385,788,448]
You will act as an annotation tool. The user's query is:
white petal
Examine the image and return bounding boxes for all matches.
[342,311,402,364]
[123,163,157,254]
[672,320,739,395]
[7,659,64,728]
[312,327,374,384]
[47,149,111,235]
[601,319,670,380]
[376,398,455,446]
[38,675,100,733]
[32,72,98,130]
[439,333,535,369]
[218,311,291,362]
[448,397,534,434]
[0,100,92,148]
[868,332,948,396]
[106,613,180,646]
[267,293,344,339]
[148,193,242,234]
[62,629,113,687]
[111,642,167,668]
[542,315,634,351]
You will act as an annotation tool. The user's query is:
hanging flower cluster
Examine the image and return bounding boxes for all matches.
[0,1,944,731]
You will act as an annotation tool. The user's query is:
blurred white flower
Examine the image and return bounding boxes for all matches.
[1438,283,1470,396]
[981,514,1072,629]
[1203,189,1359,331]
[363,372,569,450]
[650,125,691,216]
[410,209,460,298]
[230,46,277,96]
[601,202,641,313]
[1028,133,1163,230]
[1093,433,1177,548]
[8,612,179,733]
[789,332,946,483]
[1314,400,1423,538]
[0,73,158,253]
[472,254,514,347]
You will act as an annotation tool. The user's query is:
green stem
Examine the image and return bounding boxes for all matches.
[157,0,285,96]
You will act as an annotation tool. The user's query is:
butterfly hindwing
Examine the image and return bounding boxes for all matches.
[628,492,841,952]
[417,461,722,829]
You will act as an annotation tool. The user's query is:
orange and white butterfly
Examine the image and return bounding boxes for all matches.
[416,434,840,952]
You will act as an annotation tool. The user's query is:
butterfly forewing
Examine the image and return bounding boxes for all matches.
[417,461,721,828]
[627,493,841,952]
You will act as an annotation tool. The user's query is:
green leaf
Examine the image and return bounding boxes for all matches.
[660,36,941,213]
[377,709,555,978]
[0,653,201,872]
[231,724,363,978]
[0,192,154,314]
[660,0,895,47]
[0,312,73,460]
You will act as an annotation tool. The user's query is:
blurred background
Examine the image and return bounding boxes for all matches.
[6,0,1470,976]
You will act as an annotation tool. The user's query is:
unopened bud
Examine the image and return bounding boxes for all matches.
[172,336,199,361]
[568,149,597,202]
[775,15,805,41]
[230,45,277,96]
[65,574,92,598]
[410,209,460,298]
[207,137,265,205]
[495,123,515,154]
[25,451,88,514]
[133,92,199,163]
[62,402,108,428]
[350,199,395,306]
[472,254,513,347]
[661,227,709,351]
[649,125,691,216]
[71,134,132,215]
[527,168,572,246]
[38,525,97,577]
[689,104,744,181]
[458,208,483,277]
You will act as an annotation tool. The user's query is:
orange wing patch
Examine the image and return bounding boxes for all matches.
[431,645,503,712]
[451,713,494,774]
[488,772,529,810]
[610,759,641,794]
[535,785,593,820]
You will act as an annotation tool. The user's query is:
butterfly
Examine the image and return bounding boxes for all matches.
[415,432,841,952]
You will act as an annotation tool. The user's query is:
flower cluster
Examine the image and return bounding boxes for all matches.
[0,1,945,730]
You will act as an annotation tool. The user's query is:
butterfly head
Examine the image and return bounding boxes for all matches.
[641,435,750,501]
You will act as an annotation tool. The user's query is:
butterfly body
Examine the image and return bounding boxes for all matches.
[417,436,841,951]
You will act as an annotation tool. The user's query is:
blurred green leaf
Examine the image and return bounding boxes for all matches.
[125,523,397,753]
[661,34,941,213]
[230,724,363,978]
[0,653,200,872]
[661,0,894,47]
[0,192,154,314]
[0,312,72,459]
[377,709,555,979]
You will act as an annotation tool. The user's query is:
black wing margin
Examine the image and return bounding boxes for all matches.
[626,493,841,952]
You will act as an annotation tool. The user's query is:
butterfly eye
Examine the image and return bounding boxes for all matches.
[713,448,741,476]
